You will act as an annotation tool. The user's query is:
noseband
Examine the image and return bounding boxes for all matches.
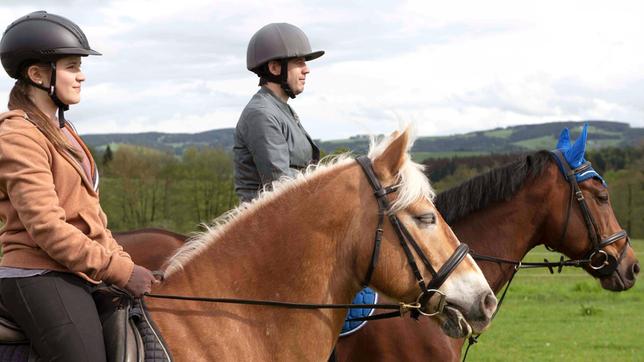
[550,150,630,277]
[356,156,469,317]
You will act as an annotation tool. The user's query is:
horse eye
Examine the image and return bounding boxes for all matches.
[415,213,436,226]
[596,193,609,204]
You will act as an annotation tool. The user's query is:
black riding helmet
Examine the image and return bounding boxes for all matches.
[247,23,324,99]
[0,11,101,127]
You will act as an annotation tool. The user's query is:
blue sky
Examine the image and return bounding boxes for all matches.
[1,0,642,140]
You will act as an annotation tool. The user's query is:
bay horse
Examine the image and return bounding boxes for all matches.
[138,129,496,360]
[115,228,188,270]
[334,127,639,361]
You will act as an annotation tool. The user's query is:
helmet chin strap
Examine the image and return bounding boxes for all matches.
[25,61,68,128]
[47,62,69,128]
[279,58,296,99]
[259,59,296,99]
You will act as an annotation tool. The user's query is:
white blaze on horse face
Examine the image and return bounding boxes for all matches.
[441,253,493,308]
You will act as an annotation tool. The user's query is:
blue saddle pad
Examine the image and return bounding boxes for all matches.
[340,287,378,336]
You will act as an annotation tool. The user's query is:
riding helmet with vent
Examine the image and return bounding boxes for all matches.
[0,11,101,126]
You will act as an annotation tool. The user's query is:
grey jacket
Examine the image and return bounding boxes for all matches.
[233,87,320,202]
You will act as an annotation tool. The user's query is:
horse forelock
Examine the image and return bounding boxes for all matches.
[163,128,434,277]
[367,128,435,213]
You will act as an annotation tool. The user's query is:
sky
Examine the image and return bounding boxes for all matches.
[0,0,643,140]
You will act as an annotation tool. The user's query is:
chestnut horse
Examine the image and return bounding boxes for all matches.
[137,129,496,361]
[334,131,639,361]
[115,228,187,270]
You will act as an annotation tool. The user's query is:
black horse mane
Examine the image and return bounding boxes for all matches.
[435,150,553,225]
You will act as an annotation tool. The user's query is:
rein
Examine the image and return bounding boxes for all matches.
[462,151,631,361]
[144,292,421,314]
[470,253,590,273]
[144,156,467,319]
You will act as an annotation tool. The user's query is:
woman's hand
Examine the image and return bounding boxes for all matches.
[124,265,158,297]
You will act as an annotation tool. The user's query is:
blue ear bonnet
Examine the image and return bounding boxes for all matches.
[552,124,606,186]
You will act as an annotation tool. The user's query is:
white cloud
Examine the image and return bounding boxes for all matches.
[0,0,642,140]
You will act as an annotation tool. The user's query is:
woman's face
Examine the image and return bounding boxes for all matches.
[54,56,85,105]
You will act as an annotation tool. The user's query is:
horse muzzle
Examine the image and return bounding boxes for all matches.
[435,290,497,338]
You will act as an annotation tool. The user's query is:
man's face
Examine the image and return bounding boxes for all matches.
[286,57,309,95]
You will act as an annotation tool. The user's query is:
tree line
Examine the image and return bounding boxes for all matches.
[97,145,237,233]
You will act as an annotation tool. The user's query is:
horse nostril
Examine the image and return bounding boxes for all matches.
[480,292,497,318]
[632,262,640,277]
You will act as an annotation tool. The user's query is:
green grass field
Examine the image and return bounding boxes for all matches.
[464,239,644,361]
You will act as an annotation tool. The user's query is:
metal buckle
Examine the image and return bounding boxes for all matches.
[399,301,421,316]
[575,190,585,201]
[416,289,447,317]
[589,250,609,270]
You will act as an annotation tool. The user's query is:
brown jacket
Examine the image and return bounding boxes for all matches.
[0,110,133,287]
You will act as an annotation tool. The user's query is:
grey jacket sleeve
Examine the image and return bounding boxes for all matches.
[243,111,297,184]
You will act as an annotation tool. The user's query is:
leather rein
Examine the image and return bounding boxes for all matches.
[146,156,469,318]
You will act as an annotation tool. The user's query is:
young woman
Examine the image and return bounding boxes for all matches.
[0,11,157,361]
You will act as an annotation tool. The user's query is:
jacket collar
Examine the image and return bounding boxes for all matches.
[2,109,98,194]
[60,125,99,194]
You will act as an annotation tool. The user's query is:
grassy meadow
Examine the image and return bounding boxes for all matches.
[463,239,644,361]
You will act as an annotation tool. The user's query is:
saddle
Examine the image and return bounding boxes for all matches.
[0,287,172,362]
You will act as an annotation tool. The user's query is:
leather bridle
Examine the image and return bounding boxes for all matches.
[549,150,630,277]
[355,156,470,317]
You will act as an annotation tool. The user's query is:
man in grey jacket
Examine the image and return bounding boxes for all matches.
[233,23,323,202]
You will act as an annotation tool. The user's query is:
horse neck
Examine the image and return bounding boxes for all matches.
[161,163,360,310]
[450,177,551,293]
[150,164,364,359]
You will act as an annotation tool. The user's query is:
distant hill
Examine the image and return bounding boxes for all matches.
[82,121,643,158]
[83,128,235,155]
[318,121,643,160]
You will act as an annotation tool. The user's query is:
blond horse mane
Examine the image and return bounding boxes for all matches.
[163,127,435,277]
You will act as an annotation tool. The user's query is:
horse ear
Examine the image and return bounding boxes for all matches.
[565,124,588,167]
[556,128,571,150]
[373,129,410,182]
